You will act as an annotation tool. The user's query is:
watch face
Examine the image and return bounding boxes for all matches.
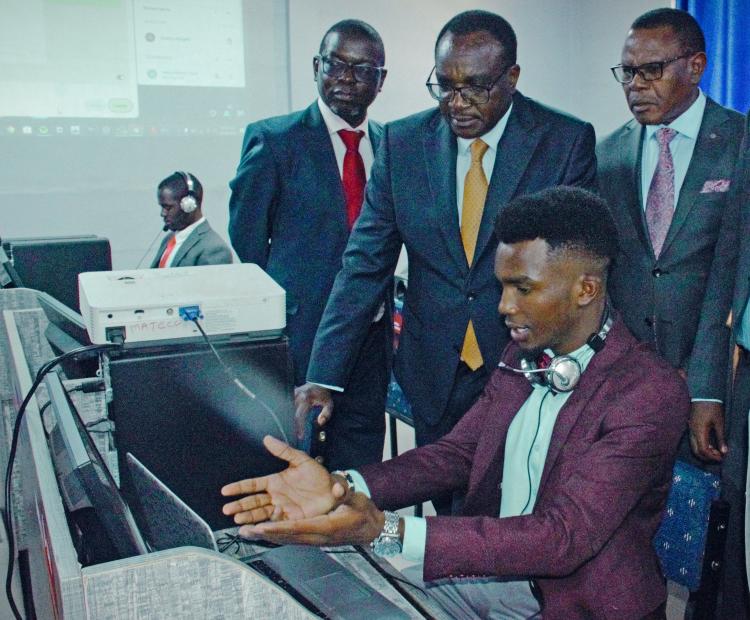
[373,536,402,557]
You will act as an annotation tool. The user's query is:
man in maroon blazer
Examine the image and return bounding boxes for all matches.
[222,187,689,619]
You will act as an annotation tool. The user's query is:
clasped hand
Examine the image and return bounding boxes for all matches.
[221,435,385,546]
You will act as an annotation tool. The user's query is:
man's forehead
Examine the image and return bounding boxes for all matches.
[436,32,504,65]
[622,26,681,60]
[322,32,382,63]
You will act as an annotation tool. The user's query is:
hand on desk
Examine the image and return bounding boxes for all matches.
[688,401,727,463]
[293,383,334,440]
[221,435,346,524]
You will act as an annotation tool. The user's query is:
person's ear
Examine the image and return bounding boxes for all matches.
[687,51,707,85]
[577,273,602,307]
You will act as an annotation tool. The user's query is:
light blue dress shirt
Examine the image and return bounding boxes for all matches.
[455,104,512,224]
[348,341,597,560]
[640,91,706,211]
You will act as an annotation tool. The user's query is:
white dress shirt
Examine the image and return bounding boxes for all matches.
[162,216,206,268]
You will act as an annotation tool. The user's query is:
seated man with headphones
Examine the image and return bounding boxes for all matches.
[221,187,689,619]
[151,171,233,268]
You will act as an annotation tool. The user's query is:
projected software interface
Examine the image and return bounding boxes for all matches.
[1,0,285,138]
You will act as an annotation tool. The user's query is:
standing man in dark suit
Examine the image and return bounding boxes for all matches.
[295,10,596,513]
[152,171,233,268]
[692,111,750,618]
[228,20,388,470]
[597,8,744,469]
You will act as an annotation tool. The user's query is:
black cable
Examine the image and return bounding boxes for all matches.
[189,317,290,444]
[354,545,435,619]
[520,389,553,516]
[3,343,120,619]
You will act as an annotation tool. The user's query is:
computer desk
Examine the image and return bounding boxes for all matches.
[0,289,448,619]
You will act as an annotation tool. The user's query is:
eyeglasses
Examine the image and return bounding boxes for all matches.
[425,64,511,105]
[610,53,694,84]
[316,55,384,83]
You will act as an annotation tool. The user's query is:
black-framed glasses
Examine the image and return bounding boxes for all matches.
[610,53,694,84]
[425,64,511,105]
[315,55,384,83]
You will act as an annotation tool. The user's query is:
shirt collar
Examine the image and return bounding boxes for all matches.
[317,97,370,138]
[175,216,205,242]
[644,90,706,142]
[456,102,513,155]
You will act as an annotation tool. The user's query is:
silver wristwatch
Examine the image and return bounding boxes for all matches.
[371,511,402,557]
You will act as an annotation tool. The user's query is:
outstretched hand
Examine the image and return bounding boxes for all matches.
[238,491,385,547]
[221,435,347,525]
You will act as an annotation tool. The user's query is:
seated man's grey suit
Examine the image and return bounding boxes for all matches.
[150,220,233,268]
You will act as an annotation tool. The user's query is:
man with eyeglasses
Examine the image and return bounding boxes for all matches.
[599,12,743,469]
[295,10,596,514]
[598,10,745,614]
[228,20,390,470]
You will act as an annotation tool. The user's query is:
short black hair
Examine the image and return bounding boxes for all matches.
[495,187,619,264]
[158,171,203,206]
[436,10,517,65]
[631,8,705,54]
[319,19,385,64]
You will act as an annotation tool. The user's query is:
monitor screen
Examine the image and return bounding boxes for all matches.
[4,236,111,312]
[108,336,294,530]
[45,371,149,564]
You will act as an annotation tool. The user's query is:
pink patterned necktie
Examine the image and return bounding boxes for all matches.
[645,127,678,257]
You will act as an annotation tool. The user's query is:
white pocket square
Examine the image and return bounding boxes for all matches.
[700,179,731,193]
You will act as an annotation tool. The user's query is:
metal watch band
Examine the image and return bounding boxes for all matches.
[382,510,400,537]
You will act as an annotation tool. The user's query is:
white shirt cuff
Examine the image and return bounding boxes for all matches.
[347,470,426,561]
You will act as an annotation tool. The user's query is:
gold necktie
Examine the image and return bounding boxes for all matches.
[460,139,489,370]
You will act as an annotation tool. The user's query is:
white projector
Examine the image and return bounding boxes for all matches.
[78,264,286,344]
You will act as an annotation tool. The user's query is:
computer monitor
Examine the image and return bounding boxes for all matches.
[3,236,111,312]
[44,371,149,564]
[108,336,295,530]
[1,244,24,288]
[37,292,97,379]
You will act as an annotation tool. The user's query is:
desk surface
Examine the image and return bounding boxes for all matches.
[215,529,450,620]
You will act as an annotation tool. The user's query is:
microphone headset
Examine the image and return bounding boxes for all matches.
[177,171,199,214]
[497,305,613,393]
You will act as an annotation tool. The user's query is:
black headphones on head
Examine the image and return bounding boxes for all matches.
[177,171,198,213]
[498,305,613,393]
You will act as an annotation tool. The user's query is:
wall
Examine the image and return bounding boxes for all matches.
[1,0,667,270]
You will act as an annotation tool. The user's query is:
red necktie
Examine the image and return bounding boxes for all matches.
[158,234,176,268]
[537,352,553,369]
[338,129,366,230]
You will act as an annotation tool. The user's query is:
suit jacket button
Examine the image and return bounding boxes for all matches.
[645,317,654,327]
[652,268,662,277]
[467,292,476,301]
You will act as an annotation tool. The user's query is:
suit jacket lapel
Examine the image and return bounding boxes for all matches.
[660,100,731,256]
[150,235,170,268]
[620,121,654,257]
[537,320,628,494]
[470,370,532,505]
[303,103,347,217]
[474,95,541,264]
[368,120,383,153]
[171,221,206,266]
[423,115,466,274]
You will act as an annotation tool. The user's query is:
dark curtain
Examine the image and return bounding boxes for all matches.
[678,0,750,113]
